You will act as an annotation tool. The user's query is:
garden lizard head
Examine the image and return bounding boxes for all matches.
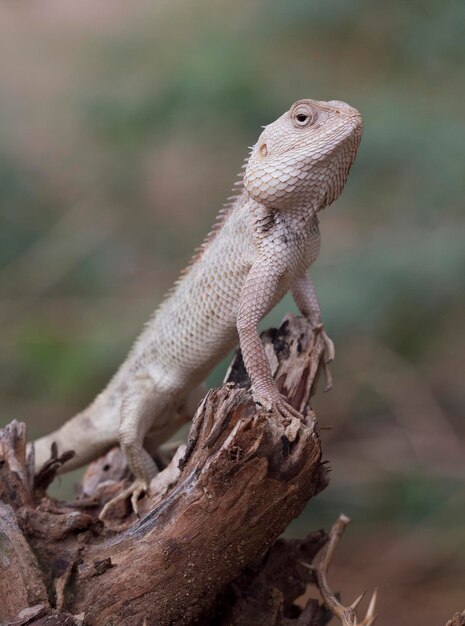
[244,98,363,212]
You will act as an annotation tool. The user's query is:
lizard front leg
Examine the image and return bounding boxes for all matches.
[291,273,335,390]
[237,260,303,426]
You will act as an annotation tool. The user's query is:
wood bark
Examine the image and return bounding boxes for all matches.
[446,612,465,626]
[0,315,331,626]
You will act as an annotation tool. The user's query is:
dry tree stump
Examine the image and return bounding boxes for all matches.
[0,315,334,626]
[446,612,465,626]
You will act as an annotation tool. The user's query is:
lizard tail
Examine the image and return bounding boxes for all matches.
[31,401,119,473]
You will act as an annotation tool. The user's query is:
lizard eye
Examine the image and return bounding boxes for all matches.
[292,106,315,128]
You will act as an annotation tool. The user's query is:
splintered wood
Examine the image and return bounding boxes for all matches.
[0,315,333,626]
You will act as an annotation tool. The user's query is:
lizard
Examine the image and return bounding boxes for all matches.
[32,98,363,516]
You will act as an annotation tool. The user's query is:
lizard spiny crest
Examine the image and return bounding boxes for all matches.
[32,98,364,520]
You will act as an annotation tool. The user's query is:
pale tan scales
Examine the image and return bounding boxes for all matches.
[32,99,363,514]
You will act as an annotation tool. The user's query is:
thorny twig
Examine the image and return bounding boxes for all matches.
[310,514,377,626]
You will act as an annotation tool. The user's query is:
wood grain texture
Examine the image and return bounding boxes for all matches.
[0,316,331,626]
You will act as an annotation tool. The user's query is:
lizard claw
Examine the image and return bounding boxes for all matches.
[311,323,335,392]
[272,398,302,422]
[321,329,335,363]
[99,478,148,521]
[254,392,304,440]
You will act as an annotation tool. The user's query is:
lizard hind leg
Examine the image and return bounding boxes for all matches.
[100,379,176,520]
[144,383,207,462]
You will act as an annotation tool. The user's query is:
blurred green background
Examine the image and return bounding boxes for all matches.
[0,1,464,624]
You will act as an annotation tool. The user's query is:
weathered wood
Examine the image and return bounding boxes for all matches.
[203,532,331,626]
[0,315,331,626]
[446,611,465,626]
[0,503,49,621]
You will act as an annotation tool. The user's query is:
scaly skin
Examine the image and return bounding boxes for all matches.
[32,99,363,514]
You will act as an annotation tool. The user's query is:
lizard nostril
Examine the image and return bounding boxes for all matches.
[259,143,268,158]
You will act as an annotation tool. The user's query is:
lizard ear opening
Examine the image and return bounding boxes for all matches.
[259,143,268,158]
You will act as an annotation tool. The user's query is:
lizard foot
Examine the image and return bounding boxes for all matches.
[99,478,148,521]
[254,392,304,441]
[311,323,335,392]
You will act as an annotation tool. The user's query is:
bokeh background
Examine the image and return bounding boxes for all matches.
[0,1,464,624]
